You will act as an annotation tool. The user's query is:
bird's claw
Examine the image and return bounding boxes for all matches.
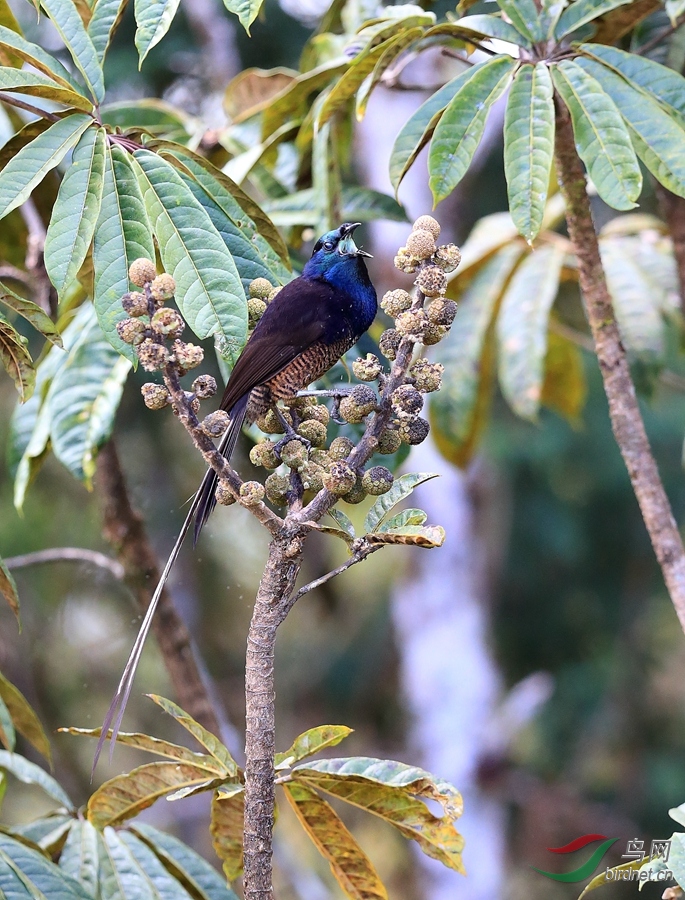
[273,429,311,459]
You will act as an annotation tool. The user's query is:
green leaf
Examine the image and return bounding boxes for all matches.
[0,282,61,346]
[367,525,446,548]
[88,0,128,62]
[99,827,169,899]
[58,726,226,769]
[275,725,353,769]
[318,41,391,130]
[0,750,72,808]
[0,558,19,625]
[0,693,15,751]
[261,59,346,140]
[577,858,648,898]
[496,243,565,420]
[59,820,99,898]
[93,143,154,363]
[429,56,515,204]
[377,508,427,531]
[48,306,130,485]
[133,150,248,365]
[283,782,388,900]
[0,114,92,221]
[0,25,85,93]
[364,473,439,533]
[581,43,685,122]
[87,760,223,828]
[222,0,264,34]
[147,694,239,776]
[328,508,356,538]
[210,788,244,882]
[132,823,240,900]
[45,127,105,298]
[389,60,491,192]
[0,671,51,763]
[551,61,641,210]
[438,14,529,45]
[165,161,286,292]
[101,99,192,142]
[430,244,523,466]
[0,66,94,110]
[293,757,463,871]
[576,57,685,197]
[0,315,33,402]
[496,0,543,41]
[555,0,632,38]
[599,237,666,355]
[0,834,90,900]
[9,306,91,511]
[120,830,200,899]
[504,63,554,243]
[263,186,406,227]
[12,814,73,853]
[157,143,290,272]
[134,0,181,65]
[356,27,424,120]
[40,0,104,102]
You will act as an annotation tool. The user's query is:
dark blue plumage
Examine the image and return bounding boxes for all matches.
[95,224,377,766]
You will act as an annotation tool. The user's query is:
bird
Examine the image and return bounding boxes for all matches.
[95,222,377,766]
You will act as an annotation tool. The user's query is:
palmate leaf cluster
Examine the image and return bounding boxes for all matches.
[431,206,680,466]
[0,657,463,900]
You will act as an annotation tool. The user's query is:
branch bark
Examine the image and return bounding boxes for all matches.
[554,99,685,631]
[95,439,222,737]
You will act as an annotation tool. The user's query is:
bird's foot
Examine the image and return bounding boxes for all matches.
[273,428,311,459]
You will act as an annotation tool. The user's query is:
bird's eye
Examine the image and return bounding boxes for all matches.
[323,240,335,251]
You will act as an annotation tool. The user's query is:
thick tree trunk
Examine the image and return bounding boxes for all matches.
[95,439,222,737]
[242,536,303,900]
[554,100,685,630]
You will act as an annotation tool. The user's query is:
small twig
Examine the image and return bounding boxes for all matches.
[4,547,124,580]
[636,15,685,56]
[0,265,32,287]
[0,93,60,122]
[280,542,381,620]
[163,363,283,538]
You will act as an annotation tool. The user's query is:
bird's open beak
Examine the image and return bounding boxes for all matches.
[339,222,373,258]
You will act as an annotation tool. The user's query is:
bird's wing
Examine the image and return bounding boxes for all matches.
[220,277,350,412]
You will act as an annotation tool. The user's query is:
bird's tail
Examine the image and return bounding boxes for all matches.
[93,394,250,772]
[193,393,249,544]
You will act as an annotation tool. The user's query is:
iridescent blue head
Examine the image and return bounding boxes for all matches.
[303,223,376,328]
[304,222,372,279]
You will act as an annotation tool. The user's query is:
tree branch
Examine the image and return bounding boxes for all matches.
[95,439,223,739]
[656,184,685,317]
[4,547,124,580]
[554,98,685,631]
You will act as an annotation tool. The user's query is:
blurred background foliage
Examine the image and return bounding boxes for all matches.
[3,0,685,898]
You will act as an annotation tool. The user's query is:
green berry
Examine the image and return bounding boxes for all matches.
[202,410,231,437]
[240,481,265,506]
[141,383,169,410]
[265,472,290,505]
[249,277,273,299]
[216,481,237,505]
[361,466,393,495]
[329,436,354,461]
[322,461,356,495]
[297,419,327,447]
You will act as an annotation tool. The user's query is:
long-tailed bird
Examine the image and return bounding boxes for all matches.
[96,223,376,765]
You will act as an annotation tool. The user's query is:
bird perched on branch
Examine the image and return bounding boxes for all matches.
[96,222,376,764]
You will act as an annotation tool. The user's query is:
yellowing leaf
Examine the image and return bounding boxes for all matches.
[0,558,19,624]
[284,782,388,900]
[541,330,587,423]
[210,787,244,882]
[87,760,222,828]
[275,725,353,769]
[58,726,226,769]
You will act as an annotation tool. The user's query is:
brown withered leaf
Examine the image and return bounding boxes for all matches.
[0,557,19,625]
[283,782,388,900]
[87,760,222,829]
[275,725,353,769]
[224,67,297,122]
[210,785,244,882]
[0,670,51,763]
[367,525,445,548]
[592,0,660,43]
